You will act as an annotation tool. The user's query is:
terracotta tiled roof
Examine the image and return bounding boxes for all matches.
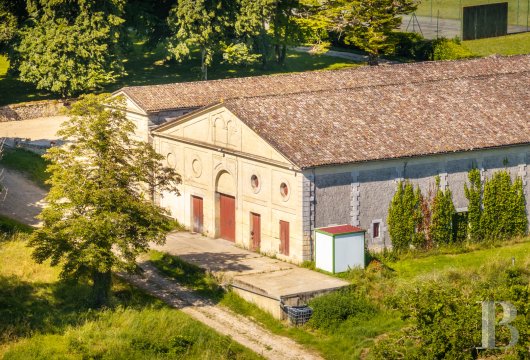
[120,55,529,113]
[223,63,530,168]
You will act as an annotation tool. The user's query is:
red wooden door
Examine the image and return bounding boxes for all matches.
[191,196,203,233]
[280,220,290,256]
[250,213,261,251]
[219,194,236,242]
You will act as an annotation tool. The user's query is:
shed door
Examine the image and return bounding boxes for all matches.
[250,213,261,251]
[191,196,203,233]
[219,194,236,242]
[280,220,290,256]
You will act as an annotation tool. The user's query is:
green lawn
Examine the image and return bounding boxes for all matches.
[415,0,529,26]
[463,31,530,55]
[149,250,404,360]
[0,148,50,188]
[0,227,260,359]
[150,236,530,359]
[0,41,360,107]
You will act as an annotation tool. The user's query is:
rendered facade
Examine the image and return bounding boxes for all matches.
[114,54,530,262]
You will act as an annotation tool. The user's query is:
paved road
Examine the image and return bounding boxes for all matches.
[0,168,46,226]
[292,46,398,64]
[0,115,68,140]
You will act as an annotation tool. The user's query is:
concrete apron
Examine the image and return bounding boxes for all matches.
[152,232,349,320]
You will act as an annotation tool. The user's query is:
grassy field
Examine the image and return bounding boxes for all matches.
[0,225,260,359]
[463,31,530,55]
[414,0,529,26]
[149,250,404,360]
[0,148,50,188]
[150,236,530,359]
[0,41,360,107]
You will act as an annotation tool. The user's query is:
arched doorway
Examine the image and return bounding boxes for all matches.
[215,171,236,242]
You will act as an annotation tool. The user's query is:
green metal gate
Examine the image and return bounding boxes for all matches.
[463,2,508,40]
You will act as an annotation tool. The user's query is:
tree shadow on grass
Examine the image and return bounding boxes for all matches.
[0,274,162,345]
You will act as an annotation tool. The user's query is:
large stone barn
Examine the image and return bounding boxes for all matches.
[115,55,530,263]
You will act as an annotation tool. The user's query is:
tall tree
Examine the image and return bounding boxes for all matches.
[314,0,418,65]
[17,0,126,97]
[235,0,308,66]
[167,0,236,79]
[28,94,180,307]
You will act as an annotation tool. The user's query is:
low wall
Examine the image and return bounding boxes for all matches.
[0,99,71,122]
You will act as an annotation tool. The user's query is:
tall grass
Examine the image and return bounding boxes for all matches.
[0,227,259,359]
[3,307,260,360]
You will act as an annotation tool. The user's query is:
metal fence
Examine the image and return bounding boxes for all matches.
[400,0,530,39]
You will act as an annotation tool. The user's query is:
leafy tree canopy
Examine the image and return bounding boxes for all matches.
[310,0,418,64]
[29,94,181,307]
[17,0,126,97]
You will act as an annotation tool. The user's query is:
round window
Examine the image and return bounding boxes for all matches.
[251,175,260,192]
[166,153,176,168]
[280,182,289,199]
[191,159,202,177]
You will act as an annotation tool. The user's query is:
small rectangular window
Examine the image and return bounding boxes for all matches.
[373,222,380,238]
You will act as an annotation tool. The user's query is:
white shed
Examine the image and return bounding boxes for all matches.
[315,225,366,273]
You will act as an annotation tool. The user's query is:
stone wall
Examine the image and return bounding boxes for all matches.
[0,100,69,122]
[308,145,530,251]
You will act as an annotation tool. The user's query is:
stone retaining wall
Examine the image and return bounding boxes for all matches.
[0,99,71,122]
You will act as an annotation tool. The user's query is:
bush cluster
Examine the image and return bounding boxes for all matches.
[466,169,528,242]
[388,177,456,251]
[372,265,530,359]
[390,32,473,61]
[308,287,378,330]
[388,169,528,251]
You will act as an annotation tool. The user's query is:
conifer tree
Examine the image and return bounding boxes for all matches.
[430,177,456,245]
[388,181,420,251]
[314,0,418,65]
[464,168,482,241]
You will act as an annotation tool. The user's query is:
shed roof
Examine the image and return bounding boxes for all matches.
[120,55,529,113]
[316,225,365,235]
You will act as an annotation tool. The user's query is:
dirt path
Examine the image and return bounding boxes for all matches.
[119,262,323,360]
[0,168,46,226]
[0,166,323,359]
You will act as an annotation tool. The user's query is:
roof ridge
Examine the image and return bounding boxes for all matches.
[222,68,530,104]
[120,54,529,92]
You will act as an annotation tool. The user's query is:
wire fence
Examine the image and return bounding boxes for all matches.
[399,0,530,39]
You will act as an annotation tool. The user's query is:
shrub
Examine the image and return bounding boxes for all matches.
[373,265,530,359]
[390,32,432,60]
[431,37,473,60]
[308,287,378,330]
[430,177,456,245]
[387,181,422,251]
[464,168,482,241]
[481,170,528,240]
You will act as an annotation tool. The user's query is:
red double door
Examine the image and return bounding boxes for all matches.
[219,194,236,242]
